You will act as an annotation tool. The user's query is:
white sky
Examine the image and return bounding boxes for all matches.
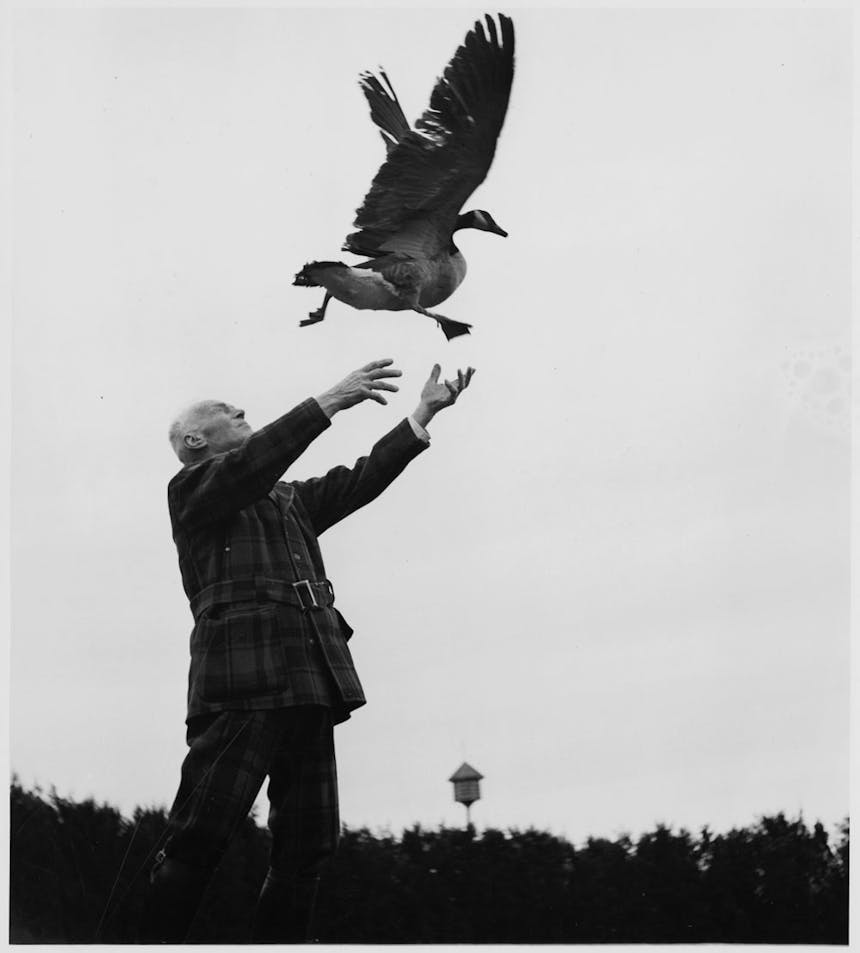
[6,3,853,847]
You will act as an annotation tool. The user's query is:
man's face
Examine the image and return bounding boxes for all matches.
[195,402,253,455]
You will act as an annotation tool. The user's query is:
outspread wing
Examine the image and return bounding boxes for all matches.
[344,13,515,259]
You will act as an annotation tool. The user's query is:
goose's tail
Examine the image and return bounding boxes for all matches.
[359,70,411,154]
[293,261,348,287]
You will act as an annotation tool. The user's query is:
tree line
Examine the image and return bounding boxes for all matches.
[10,779,849,944]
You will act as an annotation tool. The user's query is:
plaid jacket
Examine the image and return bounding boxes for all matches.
[168,397,428,724]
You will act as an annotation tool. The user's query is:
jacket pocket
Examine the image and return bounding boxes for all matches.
[191,604,287,703]
[334,608,354,642]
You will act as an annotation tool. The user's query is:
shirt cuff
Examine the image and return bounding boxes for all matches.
[407,416,430,443]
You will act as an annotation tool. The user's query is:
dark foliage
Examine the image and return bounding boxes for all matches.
[9,779,848,944]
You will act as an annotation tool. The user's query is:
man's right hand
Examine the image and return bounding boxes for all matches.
[315,359,403,419]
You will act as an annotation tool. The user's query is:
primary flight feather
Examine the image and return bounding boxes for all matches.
[294,13,515,340]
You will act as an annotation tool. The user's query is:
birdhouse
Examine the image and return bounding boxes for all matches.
[449,762,483,824]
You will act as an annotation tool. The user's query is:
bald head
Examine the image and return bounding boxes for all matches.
[168,400,252,464]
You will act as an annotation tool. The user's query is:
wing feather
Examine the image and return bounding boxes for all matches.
[359,69,411,153]
[344,13,514,258]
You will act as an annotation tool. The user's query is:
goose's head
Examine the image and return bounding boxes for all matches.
[456,209,508,237]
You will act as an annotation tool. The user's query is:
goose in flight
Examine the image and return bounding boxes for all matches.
[294,13,514,340]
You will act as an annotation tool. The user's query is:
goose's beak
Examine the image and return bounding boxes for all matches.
[491,225,508,238]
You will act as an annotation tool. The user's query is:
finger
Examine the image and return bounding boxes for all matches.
[458,369,465,390]
[372,381,399,392]
[358,382,386,402]
[362,358,394,371]
[369,366,402,379]
[429,363,441,383]
[463,367,475,388]
[444,380,457,399]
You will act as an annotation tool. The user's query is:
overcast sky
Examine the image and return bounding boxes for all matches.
[7,3,852,846]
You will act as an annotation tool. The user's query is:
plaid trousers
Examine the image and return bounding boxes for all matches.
[160,705,339,877]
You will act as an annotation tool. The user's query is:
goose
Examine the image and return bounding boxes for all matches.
[294,13,514,340]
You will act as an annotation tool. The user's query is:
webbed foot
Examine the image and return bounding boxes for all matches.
[299,310,325,327]
[299,292,332,328]
[414,306,472,340]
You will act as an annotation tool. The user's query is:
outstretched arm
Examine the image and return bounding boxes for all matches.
[294,364,476,534]
[169,398,331,533]
[169,359,405,533]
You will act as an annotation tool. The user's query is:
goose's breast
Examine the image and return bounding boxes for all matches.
[419,253,467,308]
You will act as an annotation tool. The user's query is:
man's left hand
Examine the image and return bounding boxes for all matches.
[412,365,476,429]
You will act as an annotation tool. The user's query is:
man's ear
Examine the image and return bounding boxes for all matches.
[184,433,206,452]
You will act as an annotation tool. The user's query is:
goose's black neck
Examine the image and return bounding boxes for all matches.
[455,211,479,231]
[450,212,477,253]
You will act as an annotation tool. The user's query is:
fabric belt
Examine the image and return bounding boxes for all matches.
[190,576,335,621]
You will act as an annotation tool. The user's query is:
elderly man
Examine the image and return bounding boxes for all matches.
[140,359,474,944]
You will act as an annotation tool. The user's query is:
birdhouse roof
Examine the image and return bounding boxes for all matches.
[449,762,484,782]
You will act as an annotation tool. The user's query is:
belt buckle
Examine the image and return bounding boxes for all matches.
[293,579,319,611]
